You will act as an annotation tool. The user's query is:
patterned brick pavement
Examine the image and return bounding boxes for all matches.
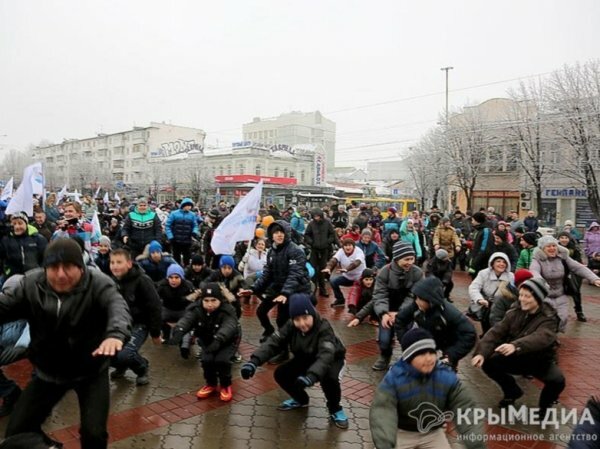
[0,271,598,448]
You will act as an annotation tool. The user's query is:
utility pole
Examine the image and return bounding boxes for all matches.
[440,66,453,125]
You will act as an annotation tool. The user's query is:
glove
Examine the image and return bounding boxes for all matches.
[295,375,314,389]
[241,362,257,379]
[170,328,185,346]
[205,338,221,353]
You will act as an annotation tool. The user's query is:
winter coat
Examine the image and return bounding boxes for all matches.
[172,302,239,351]
[290,212,306,235]
[252,220,311,298]
[382,235,400,262]
[399,220,422,258]
[516,247,535,270]
[356,240,386,269]
[0,268,131,383]
[370,359,484,449]
[426,257,453,285]
[157,278,196,312]
[433,225,461,258]
[373,263,423,317]
[395,286,476,365]
[304,210,337,250]
[583,222,600,258]
[250,314,346,383]
[241,248,268,278]
[523,216,539,232]
[31,220,55,242]
[381,216,402,238]
[165,199,199,244]
[0,228,47,276]
[347,280,374,311]
[122,208,163,253]
[331,211,349,229]
[137,253,177,283]
[113,264,162,338]
[94,252,111,276]
[206,269,247,296]
[468,252,514,305]
[468,222,495,275]
[494,241,518,271]
[530,246,599,299]
[489,283,518,326]
[475,301,559,365]
[184,265,213,289]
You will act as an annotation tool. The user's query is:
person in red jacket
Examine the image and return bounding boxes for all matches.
[346,268,375,316]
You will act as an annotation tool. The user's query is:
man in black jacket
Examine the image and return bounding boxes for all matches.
[239,220,311,358]
[395,277,476,369]
[109,249,162,386]
[468,211,495,278]
[304,208,337,297]
[0,238,131,449]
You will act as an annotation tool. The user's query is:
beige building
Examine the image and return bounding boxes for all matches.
[242,111,336,173]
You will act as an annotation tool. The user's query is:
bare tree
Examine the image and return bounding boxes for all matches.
[546,60,600,218]
[186,159,215,208]
[1,149,29,181]
[506,81,551,214]
[442,108,490,211]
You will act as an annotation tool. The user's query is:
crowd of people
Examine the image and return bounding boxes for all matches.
[0,194,598,448]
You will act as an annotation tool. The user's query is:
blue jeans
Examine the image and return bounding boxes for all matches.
[378,323,395,358]
[111,325,148,375]
[329,275,354,303]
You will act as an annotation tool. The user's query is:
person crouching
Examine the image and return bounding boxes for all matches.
[240,293,349,429]
[171,283,239,402]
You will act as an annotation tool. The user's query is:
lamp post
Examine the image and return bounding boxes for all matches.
[440,66,453,125]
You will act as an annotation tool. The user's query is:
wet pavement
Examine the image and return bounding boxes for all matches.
[1,271,599,448]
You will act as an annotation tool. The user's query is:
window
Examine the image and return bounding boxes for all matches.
[219,166,224,176]
[274,167,279,177]
[300,170,305,182]
[238,164,245,175]
[226,165,232,175]
[255,165,261,176]
[283,168,288,178]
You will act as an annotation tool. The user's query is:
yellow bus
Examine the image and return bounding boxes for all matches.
[345,197,419,218]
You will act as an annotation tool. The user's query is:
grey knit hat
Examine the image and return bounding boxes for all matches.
[520,278,549,304]
[392,241,415,261]
[538,235,558,249]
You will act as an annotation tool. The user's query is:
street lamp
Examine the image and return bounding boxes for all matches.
[440,66,453,125]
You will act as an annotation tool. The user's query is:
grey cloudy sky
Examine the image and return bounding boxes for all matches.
[1,0,599,167]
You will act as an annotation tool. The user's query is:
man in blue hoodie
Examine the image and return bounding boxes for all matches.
[165,198,199,267]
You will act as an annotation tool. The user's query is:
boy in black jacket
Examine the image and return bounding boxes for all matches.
[240,293,349,429]
[171,283,239,402]
[109,249,162,386]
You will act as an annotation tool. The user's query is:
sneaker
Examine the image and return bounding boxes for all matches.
[371,355,390,371]
[110,368,127,380]
[268,351,289,365]
[231,352,243,363]
[576,312,587,322]
[220,386,233,402]
[277,398,308,411]
[330,409,349,429]
[196,385,217,399]
[135,359,149,386]
[330,300,345,308]
[347,305,357,315]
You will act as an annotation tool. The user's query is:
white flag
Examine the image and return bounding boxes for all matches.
[103,191,109,204]
[94,186,101,198]
[6,163,37,216]
[29,162,44,195]
[211,181,263,255]
[73,190,82,204]
[114,192,120,202]
[91,210,102,241]
[0,178,14,201]
[57,185,68,203]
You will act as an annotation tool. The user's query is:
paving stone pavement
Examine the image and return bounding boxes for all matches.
[1,270,599,448]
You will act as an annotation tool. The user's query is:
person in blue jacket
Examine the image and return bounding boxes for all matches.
[165,198,199,267]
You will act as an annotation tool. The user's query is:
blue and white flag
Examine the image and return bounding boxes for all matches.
[103,191,109,204]
[91,210,102,241]
[29,162,44,195]
[94,186,101,199]
[114,192,120,203]
[211,181,263,255]
[0,177,13,201]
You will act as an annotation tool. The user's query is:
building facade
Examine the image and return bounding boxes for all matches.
[242,111,336,173]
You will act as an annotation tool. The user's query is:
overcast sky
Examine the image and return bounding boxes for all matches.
[1,0,599,167]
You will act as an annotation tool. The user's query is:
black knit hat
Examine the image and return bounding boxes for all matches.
[201,283,224,301]
[288,293,317,318]
[522,232,538,246]
[361,268,375,279]
[472,212,487,224]
[43,238,85,269]
[191,254,205,265]
[401,328,437,362]
[520,278,549,305]
[392,241,415,261]
[411,277,445,306]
